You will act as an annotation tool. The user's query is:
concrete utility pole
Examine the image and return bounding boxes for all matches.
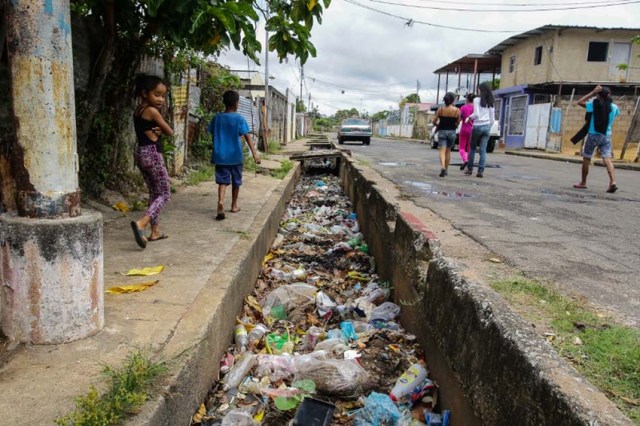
[1,0,103,344]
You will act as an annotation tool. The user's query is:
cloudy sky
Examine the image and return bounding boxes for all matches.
[219,0,640,116]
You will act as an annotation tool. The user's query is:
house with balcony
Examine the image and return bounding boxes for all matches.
[487,25,640,158]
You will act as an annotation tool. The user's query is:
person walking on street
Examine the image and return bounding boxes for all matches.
[573,85,619,193]
[458,93,475,171]
[432,92,460,177]
[208,90,261,220]
[465,82,495,178]
[130,75,174,249]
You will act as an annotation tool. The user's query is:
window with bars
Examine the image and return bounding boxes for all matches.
[494,98,502,121]
[509,56,516,73]
[508,95,527,136]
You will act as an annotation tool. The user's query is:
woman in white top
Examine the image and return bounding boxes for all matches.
[464,82,495,178]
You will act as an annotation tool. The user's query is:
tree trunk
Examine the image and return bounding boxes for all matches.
[76,0,116,153]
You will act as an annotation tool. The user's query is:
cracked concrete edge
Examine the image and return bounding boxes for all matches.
[340,155,632,425]
[125,164,302,426]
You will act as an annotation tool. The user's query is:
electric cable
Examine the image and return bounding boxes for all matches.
[367,0,639,12]
[342,0,521,32]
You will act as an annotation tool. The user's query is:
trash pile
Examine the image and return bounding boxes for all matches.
[193,175,450,426]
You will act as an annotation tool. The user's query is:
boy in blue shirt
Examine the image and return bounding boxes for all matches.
[574,85,620,193]
[208,90,261,220]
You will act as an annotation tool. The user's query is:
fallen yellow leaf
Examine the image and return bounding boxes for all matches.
[106,280,159,294]
[122,265,165,276]
[245,295,263,313]
[253,410,265,422]
[192,403,206,423]
[112,201,130,212]
[488,257,502,263]
[262,252,277,266]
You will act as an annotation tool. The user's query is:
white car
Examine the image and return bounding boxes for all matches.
[338,118,372,145]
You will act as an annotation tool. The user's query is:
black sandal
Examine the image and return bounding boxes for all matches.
[130,221,147,249]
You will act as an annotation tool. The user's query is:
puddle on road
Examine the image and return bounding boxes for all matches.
[404,181,474,199]
[379,161,415,167]
[502,174,544,181]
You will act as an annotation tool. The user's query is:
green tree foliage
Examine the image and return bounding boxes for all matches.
[399,93,420,109]
[69,0,331,195]
[371,110,389,121]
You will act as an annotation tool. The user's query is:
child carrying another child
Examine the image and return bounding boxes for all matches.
[208,90,261,220]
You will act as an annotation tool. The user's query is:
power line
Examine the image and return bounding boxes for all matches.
[342,0,521,32]
[410,0,630,5]
[367,0,640,12]
[305,73,415,95]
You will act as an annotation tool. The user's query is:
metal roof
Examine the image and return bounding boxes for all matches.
[433,54,501,74]
[487,25,640,55]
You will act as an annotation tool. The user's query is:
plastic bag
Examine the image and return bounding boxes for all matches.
[316,291,337,317]
[369,301,401,321]
[361,282,390,304]
[261,283,317,317]
[221,409,256,426]
[255,354,296,381]
[353,392,401,426]
[223,354,257,391]
[314,338,349,357]
[300,326,325,350]
[294,358,373,397]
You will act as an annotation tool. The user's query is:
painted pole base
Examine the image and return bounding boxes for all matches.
[0,211,103,344]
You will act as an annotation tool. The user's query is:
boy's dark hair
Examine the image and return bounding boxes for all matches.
[443,92,455,106]
[134,74,166,98]
[223,90,240,108]
[466,93,475,102]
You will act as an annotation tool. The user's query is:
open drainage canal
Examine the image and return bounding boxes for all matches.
[191,171,476,426]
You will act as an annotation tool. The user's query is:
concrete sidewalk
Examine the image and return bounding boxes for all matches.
[0,140,308,425]
[506,149,640,171]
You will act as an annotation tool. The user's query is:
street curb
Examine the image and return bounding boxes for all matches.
[505,150,640,171]
[340,154,632,425]
[126,164,302,426]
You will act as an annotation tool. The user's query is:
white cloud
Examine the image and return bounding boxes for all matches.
[219,0,640,116]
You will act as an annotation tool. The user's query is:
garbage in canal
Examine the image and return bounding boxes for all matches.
[193,175,450,426]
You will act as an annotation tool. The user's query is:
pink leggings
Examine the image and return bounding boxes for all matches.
[136,145,171,225]
[459,130,471,163]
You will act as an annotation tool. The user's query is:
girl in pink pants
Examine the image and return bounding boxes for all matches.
[458,94,475,170]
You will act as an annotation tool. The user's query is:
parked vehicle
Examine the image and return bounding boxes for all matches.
[429,101,500,152]
[338,118,372,145]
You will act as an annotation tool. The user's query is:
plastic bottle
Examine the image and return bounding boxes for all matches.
[389,363,428,402]
[248,323,268,346]
[222,354,257,390]
[234,324,248,352]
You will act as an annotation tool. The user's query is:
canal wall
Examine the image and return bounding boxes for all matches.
[340,156,632,426]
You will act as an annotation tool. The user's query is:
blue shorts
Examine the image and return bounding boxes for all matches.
[583,133,612,159]
[215,164,243,186]
[438,130,456,149]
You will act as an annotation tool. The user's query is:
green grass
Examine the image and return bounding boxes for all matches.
[270,159,294,179]
[55,351,166,426]
[491,277,640,422]
[185,163,214,186]
[267,139,283,154]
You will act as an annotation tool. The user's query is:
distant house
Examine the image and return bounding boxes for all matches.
[486,25,640,156]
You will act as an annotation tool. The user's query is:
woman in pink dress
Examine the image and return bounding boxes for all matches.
[458,94,475,170]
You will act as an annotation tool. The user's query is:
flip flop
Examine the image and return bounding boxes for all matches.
[573,184,587,189]
[130,221,147,249]
[606,184,618,193]
[215,213,226,221]
[148,234,169,242]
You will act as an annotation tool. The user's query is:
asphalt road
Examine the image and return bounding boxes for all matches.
[341,136,640,327]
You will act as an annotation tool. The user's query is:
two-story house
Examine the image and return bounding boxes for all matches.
[487,25,640,157]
